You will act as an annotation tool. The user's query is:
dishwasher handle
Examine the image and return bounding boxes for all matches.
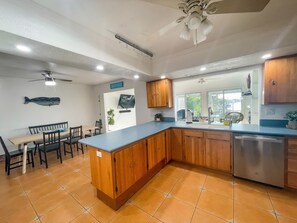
[234,135,283,143]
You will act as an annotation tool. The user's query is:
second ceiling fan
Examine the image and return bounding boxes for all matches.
[29,71,72,86]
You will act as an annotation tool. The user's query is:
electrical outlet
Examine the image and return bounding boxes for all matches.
[96,151,102,157]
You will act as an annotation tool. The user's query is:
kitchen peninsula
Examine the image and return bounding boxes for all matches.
[79,121,297,210]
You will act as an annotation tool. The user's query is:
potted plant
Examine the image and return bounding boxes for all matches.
[107,109,115,125]
[285,110,297,129]
[154,113,163,122]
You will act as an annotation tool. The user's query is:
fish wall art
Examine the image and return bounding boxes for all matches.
[24,97,60,106]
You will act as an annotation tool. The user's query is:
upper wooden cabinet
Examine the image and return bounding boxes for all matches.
[147,131,166,170]
[146,79,173,108]
[264,55,297,104]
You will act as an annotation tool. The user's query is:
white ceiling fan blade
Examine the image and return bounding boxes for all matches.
[158,20,180,36]
[139,0,180,9]
[206,0,271,14]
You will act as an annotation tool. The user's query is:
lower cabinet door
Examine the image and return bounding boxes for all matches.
[147,132,165,170]
[171,128,183,161]
[114,140,147,196]
[184,135,205,166]
[205,139,231,172]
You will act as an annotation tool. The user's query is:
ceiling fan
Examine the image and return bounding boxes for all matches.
[29,70,72,86]
[143,0,271,45]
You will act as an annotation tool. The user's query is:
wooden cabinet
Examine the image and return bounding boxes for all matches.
[114,140,147,195]
[165,129,171,164]
[264,55,297,104]
[205,131,232,173]
[183,129,205,166]
[147,131,166,170]
[171,128,183,161]
[146,79,173,108]
[286,138,297,189]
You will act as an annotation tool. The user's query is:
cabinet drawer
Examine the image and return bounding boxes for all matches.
[287,172,297,189]
[288,159,297,173]
[183,129,203,138]
[288,139,297,158]
[205,131,230,141]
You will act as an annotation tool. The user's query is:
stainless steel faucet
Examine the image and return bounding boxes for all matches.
[208,106,213,124]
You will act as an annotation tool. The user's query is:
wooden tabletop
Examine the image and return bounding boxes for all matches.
[9,125,97,146]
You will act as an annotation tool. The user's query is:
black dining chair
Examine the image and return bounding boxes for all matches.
[38,130,62,168]
[85,120,102,138]
[0,136,34,175]
[63,126,83,158]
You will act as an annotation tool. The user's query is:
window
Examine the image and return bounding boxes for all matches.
[208,89,242,119]
[176,93,201,121]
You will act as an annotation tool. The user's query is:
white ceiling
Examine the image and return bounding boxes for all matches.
[0,0,297,85]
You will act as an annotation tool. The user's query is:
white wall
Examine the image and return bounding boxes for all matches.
[0,77,97,154]
[93,79,153,133]
[104,89,136,132]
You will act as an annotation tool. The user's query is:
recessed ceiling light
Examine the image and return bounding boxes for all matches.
[16,45,31,53]
[96,65,104,71]
[160,75,166,79]
[200,67,206,71]
[134,74,139,79]
[262,54,271,59]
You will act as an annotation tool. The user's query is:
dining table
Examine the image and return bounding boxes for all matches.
[8,125,98,174]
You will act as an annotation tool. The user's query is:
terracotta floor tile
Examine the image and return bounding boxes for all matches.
[131,187,165,215]
[179,171,206,188]
[159,164,187,179]
[39,196,84,223]
[110,204,151,223]
[197,190,233,222]
[234,183,272,210]
[26,181,61,201]
[171,180,201,205]
[70,212,99,223]
[277,216,297,223]
[148,216,163,223]
[0,203,38,223]
[191,208,228,223]
[234,202,278,223]
[0,193,31,218]
[147,174,177,193]
[31,190,70,215]
[204,176,233,198]
[71,182,98,209]
[89,200,117,223]
[271,196,297,220]
[154,197,195,223]
[233,178,267,193]
[267,187,297,200]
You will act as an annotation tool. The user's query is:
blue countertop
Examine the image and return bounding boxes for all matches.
[79,121,297,152]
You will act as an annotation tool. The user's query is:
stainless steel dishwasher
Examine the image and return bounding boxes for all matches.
[234,134,284,187]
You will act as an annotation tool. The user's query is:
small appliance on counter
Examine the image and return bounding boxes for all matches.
[186,109,193,124]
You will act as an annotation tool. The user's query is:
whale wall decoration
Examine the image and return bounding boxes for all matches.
[24,97,60,106]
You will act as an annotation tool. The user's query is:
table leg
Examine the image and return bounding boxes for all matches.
[22,144,28,174]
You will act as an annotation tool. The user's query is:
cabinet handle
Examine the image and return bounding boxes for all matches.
[271,80,277,86]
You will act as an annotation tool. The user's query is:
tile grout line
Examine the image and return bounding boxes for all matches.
[267,189,280,223]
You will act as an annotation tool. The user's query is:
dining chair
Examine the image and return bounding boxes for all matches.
[63,125,83,158]
[85,120,102,138]
[0,136,34,175]
[38,130,62,168]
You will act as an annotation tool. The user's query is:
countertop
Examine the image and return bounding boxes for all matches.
[79,121,297,152]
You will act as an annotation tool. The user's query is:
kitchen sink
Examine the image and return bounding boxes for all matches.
[187,123,231,130]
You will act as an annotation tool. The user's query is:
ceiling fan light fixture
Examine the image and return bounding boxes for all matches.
[45,77,56,86]
[200,18,213,35]
[187,12,201,30]
[180,25,191,40]
[193,30,206,45]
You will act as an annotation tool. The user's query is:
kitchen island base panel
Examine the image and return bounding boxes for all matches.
[96,160,165,210]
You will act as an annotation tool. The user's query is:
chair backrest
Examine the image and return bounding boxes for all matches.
[94,120,102,135]
[0,136,9,156]
[43,130,61,147]
[69,126,82,141]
